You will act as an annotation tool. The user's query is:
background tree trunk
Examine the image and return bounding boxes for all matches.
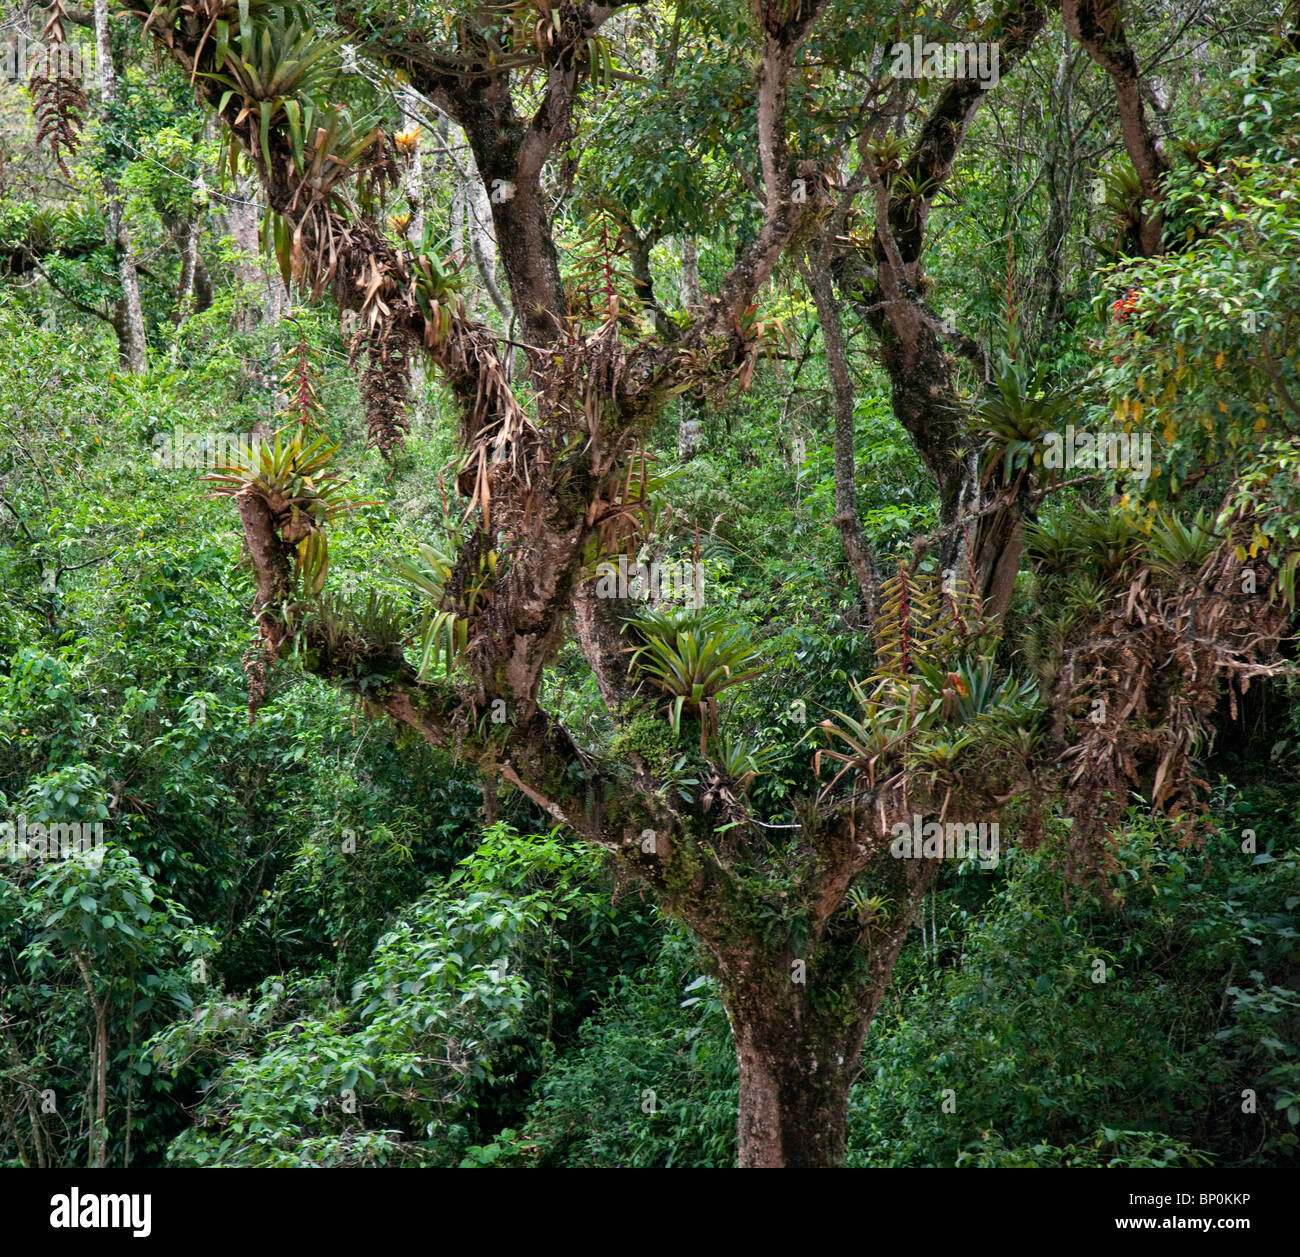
[804,253,877,618]
[94,0,145,372]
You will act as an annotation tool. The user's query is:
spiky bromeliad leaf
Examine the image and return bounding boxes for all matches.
[199,10,342,174]
[847,886,892,929]
[626,607,765,752]
[1146,508,1220,581]
[814,674,935,796]
[392,543,462,678]
[205,429,362,520]
[205,427,371,596]
[391,539,496,679]
[712,732,777,794]
[815,658,1041,801]
[294,524,329,596]
[973,352,1076,484]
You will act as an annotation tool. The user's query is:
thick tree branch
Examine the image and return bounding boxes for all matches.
[1062,0,1170,256]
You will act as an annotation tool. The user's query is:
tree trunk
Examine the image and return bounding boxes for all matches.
[679,235,701,309]
[677,238,705,460]
[162,208,202,325]
[698,823,941,1168]
[677,393,705,461]
[95,0,146,372]
[399,85,428,414]
[1035,31,1078,346]
[225,176,285,331]
[712,937,880,1169]
[1062,0,1169,257]
[448,160,509,319]
[731,1009,859,1168]
[92,1000,108,1169]
[221,176,287,397]
[0,1015,49,1168]
[193,250,214,313]
[73,952,108,1169]
[399,84,425,245]
[804,254,876,618]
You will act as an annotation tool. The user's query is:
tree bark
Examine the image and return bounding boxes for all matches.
[73,951,108,1170]
[679,235,700,309]
[1062,0,1169,257]
[715,838,939,1168]
[0,1014,49,1168]
[804,254,876,618]
[1034,30,1080,346]
[677,238,705,459]
[94,0,146,372]
[730,995,860,1167]
[162,208,202,325]
[839,0,1051,592]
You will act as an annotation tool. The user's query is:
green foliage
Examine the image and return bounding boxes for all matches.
[516,925,739,1168]
[3,0,1299,1175]
[152,824,641,1167]
[1223,436,1300,606]
[1099,58,1300,499]
[207,427,371,595]
[626,606,765,752]
[816,652,1041,799]
[974,353,1078,483]
[847,815,1299,1167]
[391,537,495,678]
[202,8,347,175]
[4,846,211,1169]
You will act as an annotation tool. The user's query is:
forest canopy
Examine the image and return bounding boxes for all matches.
[0,0,1297,1180]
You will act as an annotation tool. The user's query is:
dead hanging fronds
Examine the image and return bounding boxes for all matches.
[264,194,365,304]
[428,316,540,527]
[1047,502,1296,886]
[540,313,627,445]
[265,202,424,460]
[584,440,659,558]
[446,313,642,564]
[663,301,794,404]
[242,632,274,724]
[358,321,414,458]
[456,403,532,531]
[29,3,88,176]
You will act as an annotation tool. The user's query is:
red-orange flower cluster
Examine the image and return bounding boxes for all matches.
[1110,288,1140,361]
[1111,288,1139,322]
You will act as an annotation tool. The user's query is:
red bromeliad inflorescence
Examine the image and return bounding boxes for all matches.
[1111,287,1140,361]
[1111,287,1139,322]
